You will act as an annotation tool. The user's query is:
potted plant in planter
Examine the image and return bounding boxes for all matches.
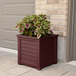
[16,14,58,70]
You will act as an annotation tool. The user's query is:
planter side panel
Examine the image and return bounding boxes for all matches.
[17,36,21,64]
[40,35,58,68]
[17,35,39,68]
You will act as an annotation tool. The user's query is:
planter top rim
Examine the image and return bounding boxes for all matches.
[17,34,58,39]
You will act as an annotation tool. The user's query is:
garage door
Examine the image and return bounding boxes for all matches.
[0,0,35,49]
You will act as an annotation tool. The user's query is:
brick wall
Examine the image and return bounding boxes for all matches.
[35,0,69,36]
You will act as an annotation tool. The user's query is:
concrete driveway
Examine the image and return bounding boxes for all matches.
[0,49,76,76]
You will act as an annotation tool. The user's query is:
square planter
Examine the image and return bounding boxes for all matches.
[17,34,58,70]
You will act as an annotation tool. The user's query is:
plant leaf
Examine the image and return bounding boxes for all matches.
[26,23,30,29]
[29,31,33,36]
[37,33,41,39]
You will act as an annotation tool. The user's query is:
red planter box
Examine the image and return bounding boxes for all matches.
[17,34,58,70]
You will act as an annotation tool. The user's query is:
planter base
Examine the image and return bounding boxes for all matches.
[17,34,58,70]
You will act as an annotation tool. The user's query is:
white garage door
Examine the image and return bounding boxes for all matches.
[0,0,35,49]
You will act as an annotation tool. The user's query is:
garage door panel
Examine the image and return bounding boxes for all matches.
[3,40,17,49]
[4,30,18,41]
[3,23,19,30]
[0,14,25,23]
[0,0,35,49]
[0,9,3,15]
[4,0,35,4]
[4,4,35,15]
[0,23,4,28]
[0,29,3,41]
[0,23,18,31]
[2,16,24,23]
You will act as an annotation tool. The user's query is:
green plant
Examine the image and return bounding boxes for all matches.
[16,14,53,39]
